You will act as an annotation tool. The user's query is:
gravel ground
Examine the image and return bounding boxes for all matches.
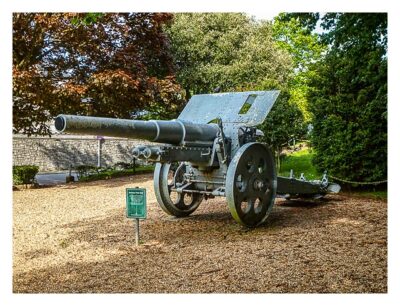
[13,174,387,293]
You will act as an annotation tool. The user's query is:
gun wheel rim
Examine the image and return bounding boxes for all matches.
[154,162,203,217]
[226,143,277,227]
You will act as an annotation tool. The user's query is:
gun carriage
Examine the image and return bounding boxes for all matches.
[55,91,340,227]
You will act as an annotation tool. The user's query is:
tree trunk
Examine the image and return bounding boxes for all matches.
[275,146,281,174]
[185,87,192,101]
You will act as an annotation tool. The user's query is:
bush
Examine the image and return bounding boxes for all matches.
[75,165,98,180]
[113,162,132,170]
[79,165,155,182]
[13,165,39,185]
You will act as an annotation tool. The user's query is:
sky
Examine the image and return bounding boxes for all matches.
[248,11,278,21]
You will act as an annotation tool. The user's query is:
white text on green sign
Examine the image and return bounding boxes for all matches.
[126,188,147,219]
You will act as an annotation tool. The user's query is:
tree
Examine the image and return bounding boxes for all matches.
[259,88,307,170]
[308,13,387,182]
[166,13,305,163]
[165,13,292,96]
[13,13,184,136]
[276,13,320,34]
[13,13,82,135]
[272,13,326,122]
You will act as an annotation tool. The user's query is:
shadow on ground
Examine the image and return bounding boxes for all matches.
[276,196,344,208]
[14,193,387,293]
[13,167,388,293]
[49,174,154,190]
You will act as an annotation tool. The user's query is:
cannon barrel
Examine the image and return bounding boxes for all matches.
[54,115,219,145]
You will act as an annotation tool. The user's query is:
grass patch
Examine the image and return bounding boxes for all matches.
[350,191,387,201]
[279,148,387,198]
[279,148,321,180]
[79,165,154,182]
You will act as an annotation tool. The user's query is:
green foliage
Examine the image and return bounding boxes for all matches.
[279,148,320,180]
[320,13,387,48]
[259,89,307,152]
[79,165,154,182]
[71,13,103,26]
[167,13,305,163]
[166,13,292,96]
[75,165,99,180]
[113,162,132,170]
[13,165,39,185]
[272,13,326,121]
[276,13,320,33]
[351,191,387,201]
[273,14,325,72]
[308,13,387,182]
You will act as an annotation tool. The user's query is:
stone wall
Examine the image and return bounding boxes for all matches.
[13,135,148,172]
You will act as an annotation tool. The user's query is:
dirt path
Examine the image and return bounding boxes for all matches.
[13,174,387,293]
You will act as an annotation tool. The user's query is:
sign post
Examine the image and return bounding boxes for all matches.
[96,136,104,168]
[126,187,147,246]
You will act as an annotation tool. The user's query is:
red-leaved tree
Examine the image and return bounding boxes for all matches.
[13,13,185,136]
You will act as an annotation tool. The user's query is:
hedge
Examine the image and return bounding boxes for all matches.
[13,165,39,185]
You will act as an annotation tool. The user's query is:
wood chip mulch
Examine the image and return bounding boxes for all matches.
[13,174,387,293]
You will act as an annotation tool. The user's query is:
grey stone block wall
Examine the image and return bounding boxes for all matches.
[13,135,148,172]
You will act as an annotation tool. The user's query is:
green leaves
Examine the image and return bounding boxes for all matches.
[260,90,307,151]
[13,165,39,185]
[272,13,326,122]
[166,13,292,95]
[71,13,103,26]
[308,13,387,182]
[165,13,310,158]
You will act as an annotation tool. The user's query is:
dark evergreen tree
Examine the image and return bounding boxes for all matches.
[308,13,387,182]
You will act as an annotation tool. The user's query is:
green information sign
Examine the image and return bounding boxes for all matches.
[126,188,147,219]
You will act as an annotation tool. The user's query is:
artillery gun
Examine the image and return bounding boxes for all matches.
[55,91,340,227]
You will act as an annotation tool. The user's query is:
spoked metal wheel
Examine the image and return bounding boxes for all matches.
[154,162,203,217]
[226,143,277,227]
